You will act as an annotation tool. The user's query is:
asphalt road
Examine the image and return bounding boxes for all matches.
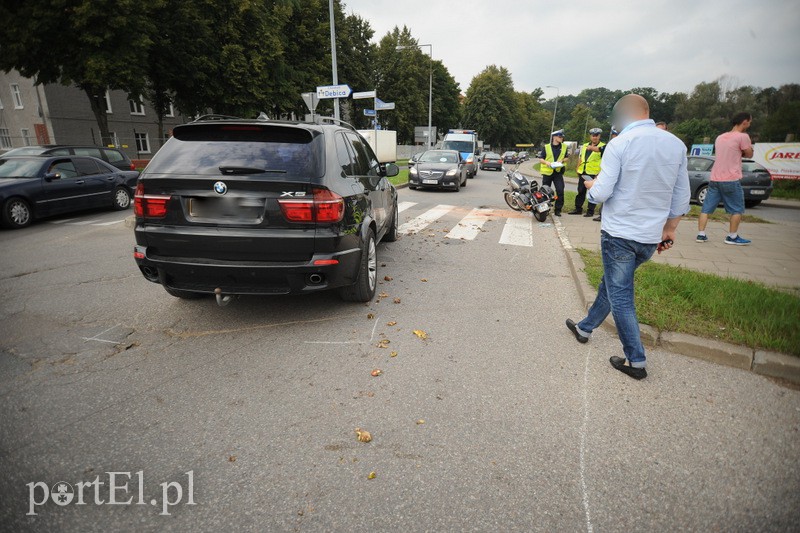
[1,169,799,532]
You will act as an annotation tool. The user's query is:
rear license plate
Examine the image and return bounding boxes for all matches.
[750,189,765,195]
[188,197,266,221]
[536,203,549,212]
[423,179,438,185]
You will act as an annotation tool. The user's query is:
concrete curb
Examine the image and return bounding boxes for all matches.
[556,226,800,384]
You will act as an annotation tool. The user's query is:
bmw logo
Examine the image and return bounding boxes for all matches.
[213,181,227,195]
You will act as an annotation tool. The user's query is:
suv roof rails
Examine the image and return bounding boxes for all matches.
[192,114,242,122]
[314,116,358,132]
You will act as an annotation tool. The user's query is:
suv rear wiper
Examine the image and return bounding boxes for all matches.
[218,166,287,175]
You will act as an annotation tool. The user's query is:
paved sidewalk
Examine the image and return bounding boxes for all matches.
[516,161,800,292]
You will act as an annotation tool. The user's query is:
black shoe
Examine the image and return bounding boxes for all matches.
[567,209,582,215]
[566,319,589,344]
[609,356,647,380]
[554,210,562,217]
[592,215,601,221]
[583,212,594,217]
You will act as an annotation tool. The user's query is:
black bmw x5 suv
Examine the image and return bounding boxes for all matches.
[133,117,399,303]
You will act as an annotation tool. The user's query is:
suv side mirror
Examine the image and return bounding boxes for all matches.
[383,163,399,178]
[45,172,62,181]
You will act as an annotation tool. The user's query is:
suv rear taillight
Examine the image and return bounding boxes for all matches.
[134,183,170,218]
[130,162,136,171]
[278,188,344,223]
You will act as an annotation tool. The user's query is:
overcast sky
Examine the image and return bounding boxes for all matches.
[343,0,800,98]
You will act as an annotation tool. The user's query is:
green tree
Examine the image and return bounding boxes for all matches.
[0,0,155,145]
[430,60,462,138]
[564,104,602,144]
[373,27,431,143]
[761,101,800,142]
[462,65,517,148]
[671,118,716,148]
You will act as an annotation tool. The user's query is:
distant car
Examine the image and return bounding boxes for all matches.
[408,150,467,191]
[0,155,139,229]
[687,156,773,208]
[480,152,503,171]
[517,151,529,162]
[502,151,518,164]
[2,145,136,171]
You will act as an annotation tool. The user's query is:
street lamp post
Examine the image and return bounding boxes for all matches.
[397,44,433,149]
[546,85,559,136]
[328,0,340,121]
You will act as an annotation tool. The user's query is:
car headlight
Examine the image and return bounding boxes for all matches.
[446,168,458,176]
[466,155,474,164]
[410,167,418,176]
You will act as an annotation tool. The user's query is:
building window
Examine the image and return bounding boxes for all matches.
[21,128,31,146]
[0,128,12,149]
[135,132,150,153]
[11,84,23,109]
[166,102,175,118]
[103,90,113,114]
[129,98,145,116]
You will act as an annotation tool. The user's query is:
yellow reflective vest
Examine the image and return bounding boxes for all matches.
[540,143,568,176]
[578,142,605,175]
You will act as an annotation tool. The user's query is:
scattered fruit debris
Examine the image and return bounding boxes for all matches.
[412,329,428,340]
[367,471,377,480]
[355,428,372,443]
[371,369,382,377]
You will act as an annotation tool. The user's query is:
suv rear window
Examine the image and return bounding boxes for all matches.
[145,124,325,180]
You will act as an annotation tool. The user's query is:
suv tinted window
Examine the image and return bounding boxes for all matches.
[346,132,379,176]
[48,148,70,155]
[146,124,325,180]
[335,133,355,176]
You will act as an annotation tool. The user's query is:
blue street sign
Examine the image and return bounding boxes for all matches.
[363,109,376,117]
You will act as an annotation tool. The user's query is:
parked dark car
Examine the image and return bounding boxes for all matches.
[2,145,136,171]
[687,156,773,208]
[133,118,399,303]
[502,151,518,164]
[408,150,467,191]
[517,151,530,162]
[480,152,503,171]
[0,155,138,229]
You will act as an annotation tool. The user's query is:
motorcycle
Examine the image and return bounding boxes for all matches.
[502,167,555,222]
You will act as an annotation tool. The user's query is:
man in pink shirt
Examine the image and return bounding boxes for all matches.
[696,112,754,245]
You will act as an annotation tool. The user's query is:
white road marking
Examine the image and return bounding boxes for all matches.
[50,219,77,224]
[398,204,455,235]
[553,216,574,251]
[95,219,126,226]
[498,216,533,247]
[445,208,493,241]
[580,347,594,533]
[81,324,123,344]
[68,219,101,226]
[397,201,417,213]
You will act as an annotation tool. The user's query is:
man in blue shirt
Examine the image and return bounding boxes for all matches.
[565,94,690,380]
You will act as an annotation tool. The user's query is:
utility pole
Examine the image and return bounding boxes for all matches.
[329,0,340,121]
[546,85,559,136]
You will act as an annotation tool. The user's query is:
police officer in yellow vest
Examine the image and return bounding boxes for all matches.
[569,127,605,217]
[538,129,568,216]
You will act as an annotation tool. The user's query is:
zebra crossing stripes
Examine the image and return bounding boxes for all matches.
[398,204,455,235]
[397,201,417,213]
[498,216,533,247]
[445,208,493,241]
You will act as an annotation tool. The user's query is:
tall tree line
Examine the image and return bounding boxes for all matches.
[0,1,462,146]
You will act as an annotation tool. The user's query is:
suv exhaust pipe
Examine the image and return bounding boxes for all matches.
[214,287,234,307]
[308,273,324,285]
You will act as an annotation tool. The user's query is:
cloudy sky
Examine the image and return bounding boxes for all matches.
[343,0,800,98]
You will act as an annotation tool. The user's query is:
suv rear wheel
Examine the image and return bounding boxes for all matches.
[339,229,377,302]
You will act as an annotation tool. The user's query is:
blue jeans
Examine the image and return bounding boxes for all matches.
[577,232,657,368]
[701,180,745,215]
